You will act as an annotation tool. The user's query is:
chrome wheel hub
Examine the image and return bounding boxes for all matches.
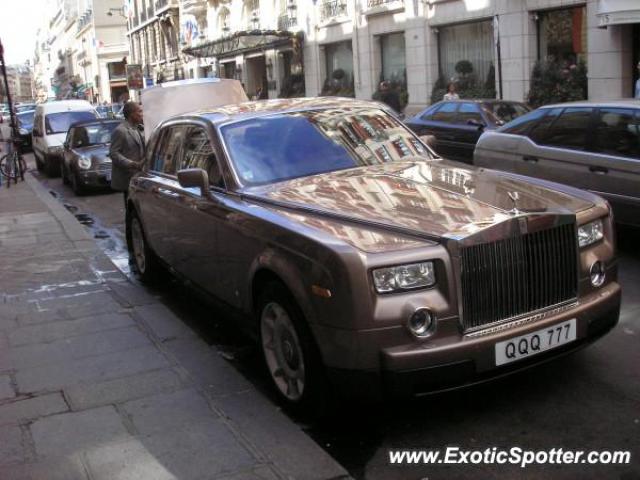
[261,301,305,401]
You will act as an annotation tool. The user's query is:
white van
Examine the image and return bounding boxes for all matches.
[32,100,98,176]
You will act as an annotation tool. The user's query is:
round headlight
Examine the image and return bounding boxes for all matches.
[77,156,92,170]
[590,261,605,287]
[407,308,434,337]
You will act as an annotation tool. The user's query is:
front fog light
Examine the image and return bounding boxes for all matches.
[590,261,605,287]
[408,308,434,337]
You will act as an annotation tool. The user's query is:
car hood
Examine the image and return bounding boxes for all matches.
[75,144,111,162]
[245,160,595,241]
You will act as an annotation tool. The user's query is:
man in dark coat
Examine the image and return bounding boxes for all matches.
[378,81,402,114]
[109,101,144,207]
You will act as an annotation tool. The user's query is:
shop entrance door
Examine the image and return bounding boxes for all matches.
[246,55,267,100]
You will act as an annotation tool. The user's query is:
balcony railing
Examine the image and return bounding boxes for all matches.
[76,8,93,32]
[366,0,403,8]
[278,14,297,30]
[320,0,347,21]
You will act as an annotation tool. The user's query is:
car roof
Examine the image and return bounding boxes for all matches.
[68,118,121,129]
[166,97,395,126]
[539,99,640,109]
[433,99,526,104]
[36,100,96,114]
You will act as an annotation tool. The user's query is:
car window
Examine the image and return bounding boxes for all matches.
[484,102,529,124]
[593,108,640,159]
[180,127,224,188]
[456,103,483,125]
[419,104,440,121]
[221,107,433,187]
[151,125,187,175]
[500,108,547,135]
[538,107,593,150]
[72,127,90,147]
[44,111,98,134]
[65,128,74,146]
[431,103,458,123]
[528,108,563,145]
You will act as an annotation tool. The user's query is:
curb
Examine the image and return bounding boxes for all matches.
[21,170,352,480]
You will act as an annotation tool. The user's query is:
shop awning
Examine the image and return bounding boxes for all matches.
[597,0,640,27]
[182,30,301,58]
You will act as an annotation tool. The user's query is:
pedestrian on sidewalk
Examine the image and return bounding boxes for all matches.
[109,101,145,209]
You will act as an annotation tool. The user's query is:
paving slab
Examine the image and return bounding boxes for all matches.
[31,406,131,458]
[8,312,133,347]
[216,389,350,480]
[134,303,196,341]
[121,388,219,436]
[2,326,151,371]
[65,368,185,411]
[0,425,28,465]
[0,455,89,480]
[0,393,68,426]
[0,375,15,400]
[16,345,171,393]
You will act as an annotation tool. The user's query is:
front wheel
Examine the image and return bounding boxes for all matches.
[258,282,328,414]
[126,209,160,283]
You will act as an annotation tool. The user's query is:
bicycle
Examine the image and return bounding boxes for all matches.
[0,137,26,187]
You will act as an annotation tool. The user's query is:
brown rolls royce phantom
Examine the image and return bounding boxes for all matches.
[126,98,620,409]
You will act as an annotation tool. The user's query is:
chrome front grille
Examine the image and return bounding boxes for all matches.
[459,223,578,332]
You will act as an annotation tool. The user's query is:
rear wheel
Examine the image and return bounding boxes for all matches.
[257,282,329,414]
[127,209,160,282]
[44,155,60,177]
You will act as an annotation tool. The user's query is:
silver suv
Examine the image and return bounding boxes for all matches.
[474,100,640,227]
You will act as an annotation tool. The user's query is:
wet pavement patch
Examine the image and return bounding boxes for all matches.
[94,230,110,239]
[74,213,94,226]
[63,203,78,213]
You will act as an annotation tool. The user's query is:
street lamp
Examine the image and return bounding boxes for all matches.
[107,7,126,18]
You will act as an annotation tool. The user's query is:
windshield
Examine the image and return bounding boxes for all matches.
[45,111,97,134]
[221,108,433,186]
[72,122,120,147]
[483,102,530,124]
[17,111,35,127]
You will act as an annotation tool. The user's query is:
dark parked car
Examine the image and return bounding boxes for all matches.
[406,99,530,163]
[62,119,120,194]
[474,100,640,227]
[16,110,35,152]
[127,97,619,409]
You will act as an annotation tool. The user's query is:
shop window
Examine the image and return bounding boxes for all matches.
[538,7,587,65]
[321,41,354,97]
[380,32,406,84]
[439,20,494,87]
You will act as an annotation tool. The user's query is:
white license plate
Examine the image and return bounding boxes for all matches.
[495,319,577,366]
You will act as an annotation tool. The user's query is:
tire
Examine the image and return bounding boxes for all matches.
[34,151,44,171]
[62,164,70,185]
[44,155,60,177]
[257,282,329,414]
[71,172,85,196]
[126,208,160,283]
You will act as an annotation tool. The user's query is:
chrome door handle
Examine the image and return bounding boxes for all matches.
[589,166,608,175]
[155,187,181,198]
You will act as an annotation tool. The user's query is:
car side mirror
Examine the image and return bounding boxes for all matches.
[419,134,437,149]
[177,168,212,199]
[467,119,485,130]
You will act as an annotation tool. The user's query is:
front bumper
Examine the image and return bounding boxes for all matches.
[76,168,111,188]
[323,281,621,400]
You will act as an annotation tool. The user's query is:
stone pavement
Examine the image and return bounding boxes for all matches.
[0,172,350,480]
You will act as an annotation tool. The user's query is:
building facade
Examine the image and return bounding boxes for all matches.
[126,0,184,99]
[0,65,34,103]
[32,0,129,103]
[175,0,639,112]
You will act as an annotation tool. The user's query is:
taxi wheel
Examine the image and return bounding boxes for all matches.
[71,172,85,196]
[127,209,159,283]
[257,282,329,415]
